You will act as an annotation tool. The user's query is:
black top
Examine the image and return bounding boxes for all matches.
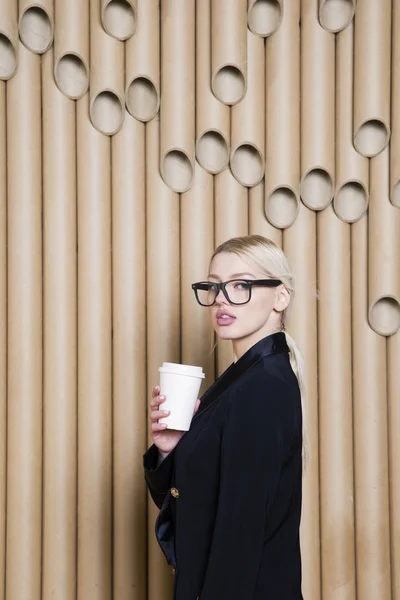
[144,332,303,600]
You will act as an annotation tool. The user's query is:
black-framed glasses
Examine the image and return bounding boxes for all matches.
[191,278,282,307]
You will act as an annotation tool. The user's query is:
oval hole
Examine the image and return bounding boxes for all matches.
[369,297,400,337]
[354,119,389,158]
[103,0,136,40]
[162,150,193,193]
[319,0,355,32]
[196,131,229,174]
[248,0,282,37]
[390,179,400,208]
[230,144,264,187]
[300,168,333,210]
[126,76,159,122]
[333,181,368,223]
[19,6,53,54]
[90,91,124,136]
[0,33,17,80]
[212,65,246,106]
[265,187,299,229]
[55,53,89,99]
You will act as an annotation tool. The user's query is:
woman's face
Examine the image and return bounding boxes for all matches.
[207,251,289,350]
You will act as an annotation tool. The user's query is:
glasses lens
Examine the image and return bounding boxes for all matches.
[195,283,217,306]
[225,280,251,304]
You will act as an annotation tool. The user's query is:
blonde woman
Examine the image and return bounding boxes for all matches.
[144,235,307,599]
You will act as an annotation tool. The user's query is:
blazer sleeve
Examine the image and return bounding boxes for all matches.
[199,374,298,599]
[143,444,175,509]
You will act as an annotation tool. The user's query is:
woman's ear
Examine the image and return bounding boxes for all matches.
[274,285,290,313]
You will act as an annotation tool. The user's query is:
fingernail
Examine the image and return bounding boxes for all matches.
[162,410,170,416]
[159,395,165,400]
[161,423,168,428]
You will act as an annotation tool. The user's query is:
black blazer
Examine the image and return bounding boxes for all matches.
[144,332,303,600]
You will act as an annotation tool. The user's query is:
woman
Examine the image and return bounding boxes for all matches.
[144,235,307,599]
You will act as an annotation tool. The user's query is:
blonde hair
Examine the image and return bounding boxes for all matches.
[212,234,310,469]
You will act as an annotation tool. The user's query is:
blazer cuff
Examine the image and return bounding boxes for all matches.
[143,444,175,494]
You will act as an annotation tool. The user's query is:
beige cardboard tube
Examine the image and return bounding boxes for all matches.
[77,96,112,600]
[319,0,355,33]
[353,0,391,157]
[231,30,265,187]
[181,162,216,393]
[391,0,400,207]
[42,48,77,600]
[368,148,400,336]
[334,21,369,223]
[351,217,391,600]
[300,0,334,210]
[160,0,195,193]
[388,330,400,600]
[0,0,18,80]
[101,0,137,40]
[0,81,6,600]
[112,114,147,600]
[54,0,89,99]
[211,0,247,105]
[18,0,53,54]
[195,0,229,174]
[215,168,249,375]
[146,116,180,600]
[283,202,320,600]
[6,43,42,600]
[125,0,159,122]
[265,0,300,228]
[90,0,125,136]
[247,0,283,37]
[317,204,356,598]
[249,180,282,247]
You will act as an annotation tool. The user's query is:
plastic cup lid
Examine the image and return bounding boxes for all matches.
[158,362,205,378]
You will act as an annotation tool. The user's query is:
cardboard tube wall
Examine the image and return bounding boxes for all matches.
[353,0,391,157]
[18,0,53,53]
[247,0,283,37]
[54,0,89,99]
[42,48,77,600]
[125,0,159,122]
[6,43,42,600]
[249,181,282,247]
[211,0,247,105]
[101,0,136,40]
[181,162,216,393]
[334,22,369,223]
[76,96,112,600]
[265,0,300,229]
[214,168,249,375]
[368,148,400,336]
[230,30,265,187]
[390,0,400,207]
[317,205,356,599]
[388,330,400,600]
[146,117,180,600]
[0,81,5,600]
[300,0,335,210]
[283,202,320,600]
[160,0,195,193]
[89,0,125,135]
[112,114,147,600]
[351,217,391,600]
[195,0,229,174]
[0,0,18,80]
[319,0,355,32]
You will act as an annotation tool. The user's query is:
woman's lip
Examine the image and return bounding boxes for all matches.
[216,309,235,319]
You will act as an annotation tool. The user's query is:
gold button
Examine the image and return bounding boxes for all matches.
[170,487,180,498]
[172,567,176,575]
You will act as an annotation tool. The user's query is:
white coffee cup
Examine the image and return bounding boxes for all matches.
[158,362,205,431]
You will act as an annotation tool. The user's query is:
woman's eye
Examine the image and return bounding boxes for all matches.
[234,282,248,290]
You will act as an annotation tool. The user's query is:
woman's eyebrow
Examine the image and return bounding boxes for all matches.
[207,272,257,279]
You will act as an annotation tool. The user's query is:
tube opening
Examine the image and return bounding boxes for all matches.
[19,6,53,54]
[333,181,368,223]
[212,65,246,106]
[248,0,282,37]
[196,131,229,174]
[162,150,193,193]
[102,0,136,40]
[126,76,159,122]
[230,144,264,187]
[90,90,124,136]
[390,179,400,208]
[0,33,17,80]
[55,53,89,99]
[354,119,389,158]
[319,0,355,32]
[300,168,333,210]
[265,187,299,229]
[369,297,400,336]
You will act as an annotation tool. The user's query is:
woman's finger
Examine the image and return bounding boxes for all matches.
[150,409,170,422]
[152,385,160,398]
[151,421,168,432]
[150,394,166,409]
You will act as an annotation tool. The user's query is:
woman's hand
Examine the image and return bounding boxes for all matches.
[150,386,200,455]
